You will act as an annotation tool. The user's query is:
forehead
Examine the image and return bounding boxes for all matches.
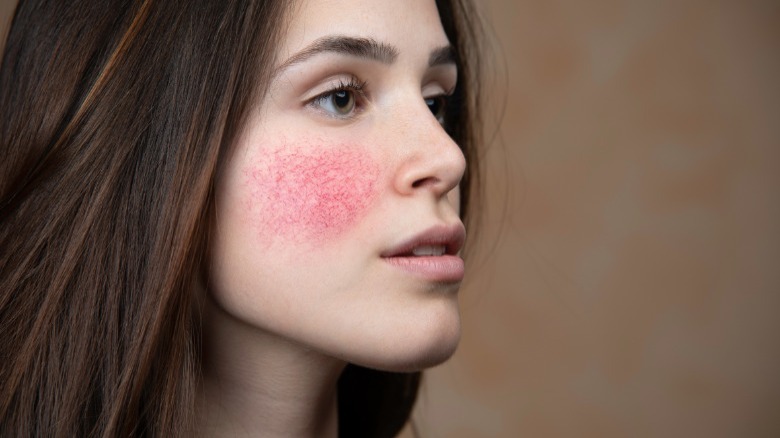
[280,0,450,61]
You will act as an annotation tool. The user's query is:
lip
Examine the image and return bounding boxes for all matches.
[381,223,466,282]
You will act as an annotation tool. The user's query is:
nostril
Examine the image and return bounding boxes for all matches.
[411,177,438,189]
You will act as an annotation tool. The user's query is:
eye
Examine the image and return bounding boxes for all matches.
[425,95,447,125]
[317,89,355,116]
[330,90,355,114]
[310,78,366,119]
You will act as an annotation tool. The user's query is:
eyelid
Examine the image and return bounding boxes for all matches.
[422,72,456,94]
[306,75,369,119]
[304,74,365,100]
[424,87,455,100]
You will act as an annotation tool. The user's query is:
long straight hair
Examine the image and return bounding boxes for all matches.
[0,0,483,436]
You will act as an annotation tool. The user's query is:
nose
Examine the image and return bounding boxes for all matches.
[392,102,466,199]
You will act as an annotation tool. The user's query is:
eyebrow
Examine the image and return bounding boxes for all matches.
[428,45,456,67]
[274,35,456,75]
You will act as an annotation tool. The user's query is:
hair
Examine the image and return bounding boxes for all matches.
[0,0,483,436]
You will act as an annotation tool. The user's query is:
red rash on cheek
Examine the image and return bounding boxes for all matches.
[243,146,380,244]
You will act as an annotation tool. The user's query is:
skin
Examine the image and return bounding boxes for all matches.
[199,0,466,436]
[242,140,381,245]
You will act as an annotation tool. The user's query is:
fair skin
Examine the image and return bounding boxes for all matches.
[199,0,465,436]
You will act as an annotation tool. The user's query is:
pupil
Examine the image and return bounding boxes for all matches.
[333,90,353,113]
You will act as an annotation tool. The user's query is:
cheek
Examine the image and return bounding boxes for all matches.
[242,145,381,245]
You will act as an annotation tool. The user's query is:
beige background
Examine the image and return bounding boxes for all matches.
[3,1,779,437]
[411,0,780,437]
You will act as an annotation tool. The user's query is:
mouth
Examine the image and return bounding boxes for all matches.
[380,223,466,283]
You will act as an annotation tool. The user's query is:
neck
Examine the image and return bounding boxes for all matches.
[196,298,345,438]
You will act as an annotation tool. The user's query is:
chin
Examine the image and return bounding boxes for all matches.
[397,327,461,372]
[349,309,462,373]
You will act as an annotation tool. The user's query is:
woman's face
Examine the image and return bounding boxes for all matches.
[209,0,466,371]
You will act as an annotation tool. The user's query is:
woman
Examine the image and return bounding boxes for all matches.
[0,0,483,436]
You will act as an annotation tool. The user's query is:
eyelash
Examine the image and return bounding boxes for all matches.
[308,77,368,119]
[307,76,454,125]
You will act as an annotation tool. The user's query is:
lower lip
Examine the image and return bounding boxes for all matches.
[382,255,465,283]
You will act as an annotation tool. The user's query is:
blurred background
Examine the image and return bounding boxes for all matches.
[410,0,780,437]
[3,0,779,437]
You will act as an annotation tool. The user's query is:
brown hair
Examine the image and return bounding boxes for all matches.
[0,0,482,436]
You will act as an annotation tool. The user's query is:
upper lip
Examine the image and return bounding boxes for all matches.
[381,223,466,257]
